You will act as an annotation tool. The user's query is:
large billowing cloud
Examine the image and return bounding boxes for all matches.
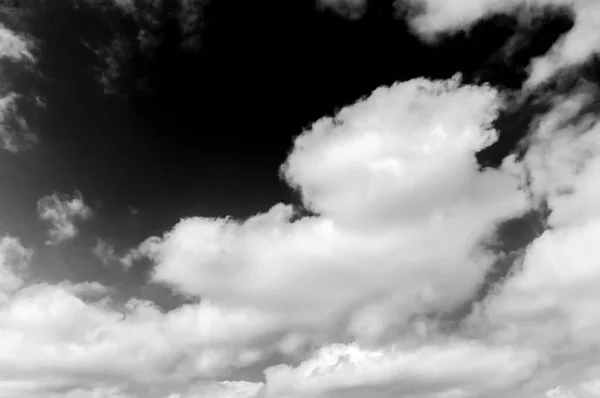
[0,275,279,397]
[101,76,557,397]
[114,73,600,397]
[3,30,600,395]
[133,77,528,346]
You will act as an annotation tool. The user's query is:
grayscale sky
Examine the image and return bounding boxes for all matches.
[1,1,600,397]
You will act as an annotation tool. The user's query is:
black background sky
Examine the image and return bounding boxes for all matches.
[0,0,578,305]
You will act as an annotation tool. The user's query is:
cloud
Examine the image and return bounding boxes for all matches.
[119,235,161,270]
[0,22,35,62]
[398,0,600,86]
[111,74,600,397]
[519,82,600,227]
[84,0,206,96]
[317,0,369,19]
[5,62,600,396]
[0,235,33,302]
[93,239,118,266]
[260,340,539,398]
[60,281,111,297]
[0,266,545,398]
[37,192,93,245]
[459,80,600,397]
[0,280,281,397]
[129,76,527,347]
[0,23,38,152]
[170,380,264,398]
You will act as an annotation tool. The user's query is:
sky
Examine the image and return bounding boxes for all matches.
[2,0,600,397]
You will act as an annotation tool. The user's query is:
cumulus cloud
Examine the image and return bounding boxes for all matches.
[0,23,38,152]
[37,192,93,245]
[130,77,527,345]
[0,279,280,397]
[103,76,559,397]
[0,269,544,398]
[398,0,600,86]
[111,74,600,397]
[462,80,600,397]
[6,69,600,396]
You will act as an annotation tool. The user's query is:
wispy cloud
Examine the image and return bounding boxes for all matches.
[323,0,600,87]
[0,92,39,152]
[92,239,118,266]
[398,0,600,87]
[37,191,93,245]
[0,235,32,302]
[317,0,369,19]
[83,0,206,96]
[0,22,35,62]
[0,22,38,152]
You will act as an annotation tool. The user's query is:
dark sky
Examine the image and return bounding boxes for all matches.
[9,1,572,215]
[0,0,575,306]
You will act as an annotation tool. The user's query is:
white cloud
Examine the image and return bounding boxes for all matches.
[0,235,33,302]
[131,77,527,345]
[60,281,111,297]
[260,341,539,398]
[400,0,600,86]
[0,22,35,63]
[111,75,600,397]
[0,280,282,397]
[0,234,278,396]
[119,236,161,270]
[168,380,264,398]
[37,192,93,245]
[7,68,600,396]
[93,239,118,266]
[521,83,600,227]
[462,81,600,397]
[0,23,38,152]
